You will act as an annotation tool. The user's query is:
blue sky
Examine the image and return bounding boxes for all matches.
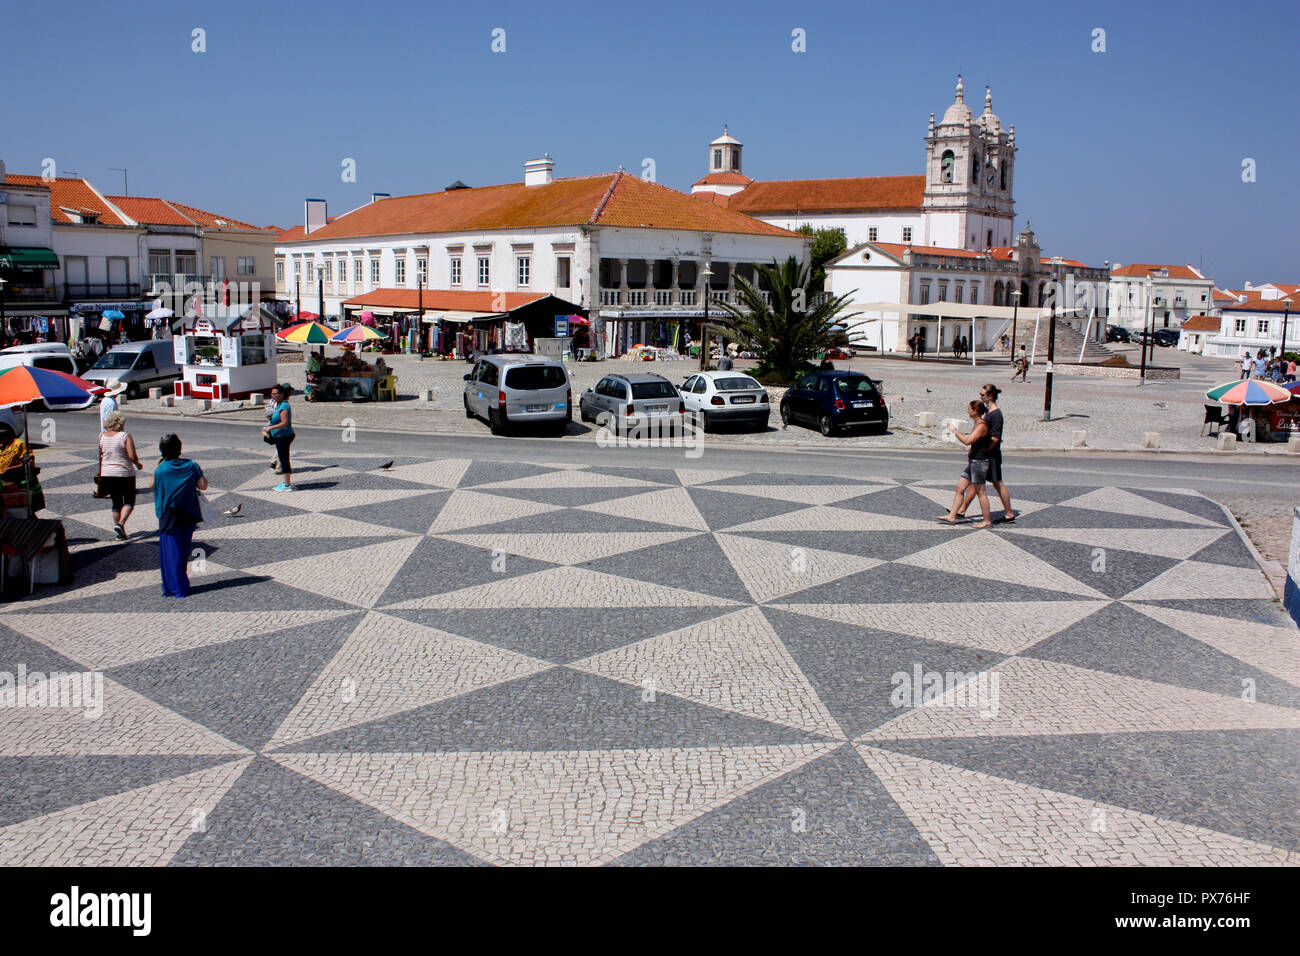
[5,0,1295,286]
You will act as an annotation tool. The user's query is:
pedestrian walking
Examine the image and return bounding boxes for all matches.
[1254,353,1266,379]
[938,400,994,529]
[153,433,207,598]
[99,381,126,431]
[954,384,1016,523]
[1241,352,1252,379]
[1012,345,1029,383]
[97,411,143,540]
[262,383,296,491]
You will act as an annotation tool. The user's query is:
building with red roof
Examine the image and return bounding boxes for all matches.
[1107,262,1216,332]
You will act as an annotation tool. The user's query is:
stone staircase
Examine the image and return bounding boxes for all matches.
[1009,318,1114,364]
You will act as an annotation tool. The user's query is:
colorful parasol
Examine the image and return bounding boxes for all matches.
[293,311,320,321]
[0,365,106,410]
[276,321,337,344]
[330,325,388,343]
[1205,379,1292,406]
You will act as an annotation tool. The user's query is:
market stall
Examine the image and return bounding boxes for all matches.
[173,304,278,401]
[305,348,393,402]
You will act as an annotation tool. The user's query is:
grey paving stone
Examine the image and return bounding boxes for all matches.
[832,485,950,519]
[0,755,236,827]
[1021,505,1214,530]
[198,535,402,572]
[700,472,881,487]
[466,485,649,507]
[581,465,678,485]
[684,487,810,530]
[1023,602,1300,708]
[278,666,830,754]
[385,606,731,663]
[732,529,962,562]
[108,613,364,751]
[28,569,357,615]
[1186,532,1261,569]
[170,756,486,866]
[611,744,941,866]
[330,491,451,531]
[374,536,556,606]
[1126,488,1230,526]
[452,507,687,535]
[778,561,1089,605]
[581,534,751,602]
[1006,536,1180,599]
[1131,598,1293,626]
[457,460,563,487]
[870,729,1300,852]
[0,622,89,680]
[762,606,1007,738]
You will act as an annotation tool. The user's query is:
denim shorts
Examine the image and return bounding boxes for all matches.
[962,458,990,486]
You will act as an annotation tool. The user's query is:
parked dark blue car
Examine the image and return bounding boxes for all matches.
[780,371,889,436]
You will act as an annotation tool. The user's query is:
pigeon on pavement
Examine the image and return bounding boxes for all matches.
[222,504,242,517]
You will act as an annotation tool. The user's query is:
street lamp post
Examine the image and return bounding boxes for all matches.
[1138,293,1153,386]
[417,274,424,354]
[1042,274,1060,421]
[295,278,301,323]
[316,266,325,323]
[698,263,714,370]
[0,277,8,340]
[1008,289,1021,363]
[1281,298,1292,360]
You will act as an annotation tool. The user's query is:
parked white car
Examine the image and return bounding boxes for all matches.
[676,371,770,431]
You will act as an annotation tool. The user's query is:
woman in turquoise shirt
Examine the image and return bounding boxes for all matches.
[153,433,207,598]
[262,383,296,491]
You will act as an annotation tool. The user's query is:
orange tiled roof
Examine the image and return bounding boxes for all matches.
[692,172,754,186]
[725,175,925,214]
[342,288,549,313]
[1264,282,1300,296]
[280,173,796,243]
[4,174,131,226]
[1110,263,1205,280]
[874,241,981,259]
[1180,314,1221,331]
[107,196,259,230]
[1220,296,1297,313]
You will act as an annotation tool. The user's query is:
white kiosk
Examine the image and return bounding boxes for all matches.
[173,304,278,401]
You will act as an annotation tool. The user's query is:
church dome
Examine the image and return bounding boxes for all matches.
[711,125,742,147]
[938,76,972,127]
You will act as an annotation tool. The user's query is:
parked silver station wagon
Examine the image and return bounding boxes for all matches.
[463,353,571,435]
[579,372,687,432]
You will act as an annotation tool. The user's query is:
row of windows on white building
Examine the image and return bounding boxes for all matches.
[276,253,570,292]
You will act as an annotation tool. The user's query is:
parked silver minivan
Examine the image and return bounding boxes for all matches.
[83,340,181,398]
[463,353,571,436]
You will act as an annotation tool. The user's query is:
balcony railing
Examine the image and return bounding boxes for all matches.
[64,282,142,299]
[149,273,214,293]
[679,290,697,306]
[1,286,61,304]
[627,290,647,306]
[653,290,673,306]
[600,289,621,306]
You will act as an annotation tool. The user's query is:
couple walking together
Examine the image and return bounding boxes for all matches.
[940,383,1016,529]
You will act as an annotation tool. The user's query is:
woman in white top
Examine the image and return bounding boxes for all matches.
[98,410,144,539]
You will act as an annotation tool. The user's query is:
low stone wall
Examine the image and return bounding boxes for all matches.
[1286,507,1300,627]
[1053,363,1180,380]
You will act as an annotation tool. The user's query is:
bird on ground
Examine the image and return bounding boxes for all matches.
[925,388,932,393]
[222,504,242,517]
[378,460,394,470]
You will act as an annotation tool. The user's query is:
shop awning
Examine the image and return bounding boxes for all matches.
[0,247,60,270]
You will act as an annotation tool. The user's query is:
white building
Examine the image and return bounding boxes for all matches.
[0,163,61,334]
[1108,263,1216,331]
[693,77,1018,252]
[1199,284,1298,358]
[274,156,809,356]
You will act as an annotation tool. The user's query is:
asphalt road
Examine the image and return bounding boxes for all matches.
[34,406,1298,503]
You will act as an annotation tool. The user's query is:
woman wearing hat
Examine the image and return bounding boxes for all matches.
[99,380,127,431]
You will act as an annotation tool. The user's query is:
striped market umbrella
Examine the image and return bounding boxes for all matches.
[0,365,106,410]
[1205,379,1292,406]
[276,321,337,344]
[330,325,388,344]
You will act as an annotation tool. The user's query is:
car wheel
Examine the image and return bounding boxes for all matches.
[871,421,889,435]
[579,402,593,423]
[818,414,836,437]
[489,409,506,435]
[463,395,474,418]
[779,402,792,426]
[698,411,712,432]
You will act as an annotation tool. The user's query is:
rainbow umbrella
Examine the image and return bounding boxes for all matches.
[276,321,337,344]
[330,325,388,344]
[1205,379,1292,406]
[0,365,106,410]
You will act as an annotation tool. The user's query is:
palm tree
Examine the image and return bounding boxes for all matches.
[708,257,858,382]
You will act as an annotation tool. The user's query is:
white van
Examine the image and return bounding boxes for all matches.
[83,340,181,398]
[0,343,78,376]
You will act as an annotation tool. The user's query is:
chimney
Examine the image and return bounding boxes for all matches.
[304,198,328,234]
[1243,281,1253,291]
[0,159,6,180]
[524,154,554,187]
[370,193,390,204]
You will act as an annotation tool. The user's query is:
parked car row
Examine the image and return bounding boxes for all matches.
[461,354,890,440]
[1106,325,1179,347]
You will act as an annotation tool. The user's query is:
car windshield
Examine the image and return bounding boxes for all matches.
[714,376,761,391]
[93,352,138,370]
[834,377,878,395]
[631,381,677,399]
[504,365,566,390]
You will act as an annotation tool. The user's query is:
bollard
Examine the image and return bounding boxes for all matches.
[918,411,935,427]
[148,387,162,399]
[1071,429,1087,447]
[249,392,265,406]
[196,399,211,411]
[1218,431,1237,451]
[422,388,435,402]
[159,395,175,408]
[1289,437,1300,455]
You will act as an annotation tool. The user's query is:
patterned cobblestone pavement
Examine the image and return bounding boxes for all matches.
[2,444,1297,866]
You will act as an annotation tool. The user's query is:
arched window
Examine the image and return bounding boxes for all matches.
[940,150,955,184]
[971,151,980,183]
[1001,161,1008,190]
[993,281,1003,306]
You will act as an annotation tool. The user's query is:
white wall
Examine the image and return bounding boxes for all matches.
[756,211,923,249]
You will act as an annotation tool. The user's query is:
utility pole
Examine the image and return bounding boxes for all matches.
[1138,293,1152,386]
[1042,286,1058,421]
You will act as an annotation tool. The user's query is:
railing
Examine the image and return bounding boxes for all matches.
[149,273,214,292]
[708,290,731,304]
[627,290,647,306]
[679,290,697,306]
[600,289,621,305]
[2,286,60,304]
[654,290,673,306]
[64,282,141,299]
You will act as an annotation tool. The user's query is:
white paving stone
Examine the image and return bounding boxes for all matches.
[426,490,563,534]
[244,536,422,608]
[577,487,710,530]
[896,531,1108,598]
[713,533,882,603]
[1128,603,1300,690]
[437,531,699,565]
[1122,559,1277,601]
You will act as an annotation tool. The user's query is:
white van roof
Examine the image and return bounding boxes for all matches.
[0,343,73,355]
